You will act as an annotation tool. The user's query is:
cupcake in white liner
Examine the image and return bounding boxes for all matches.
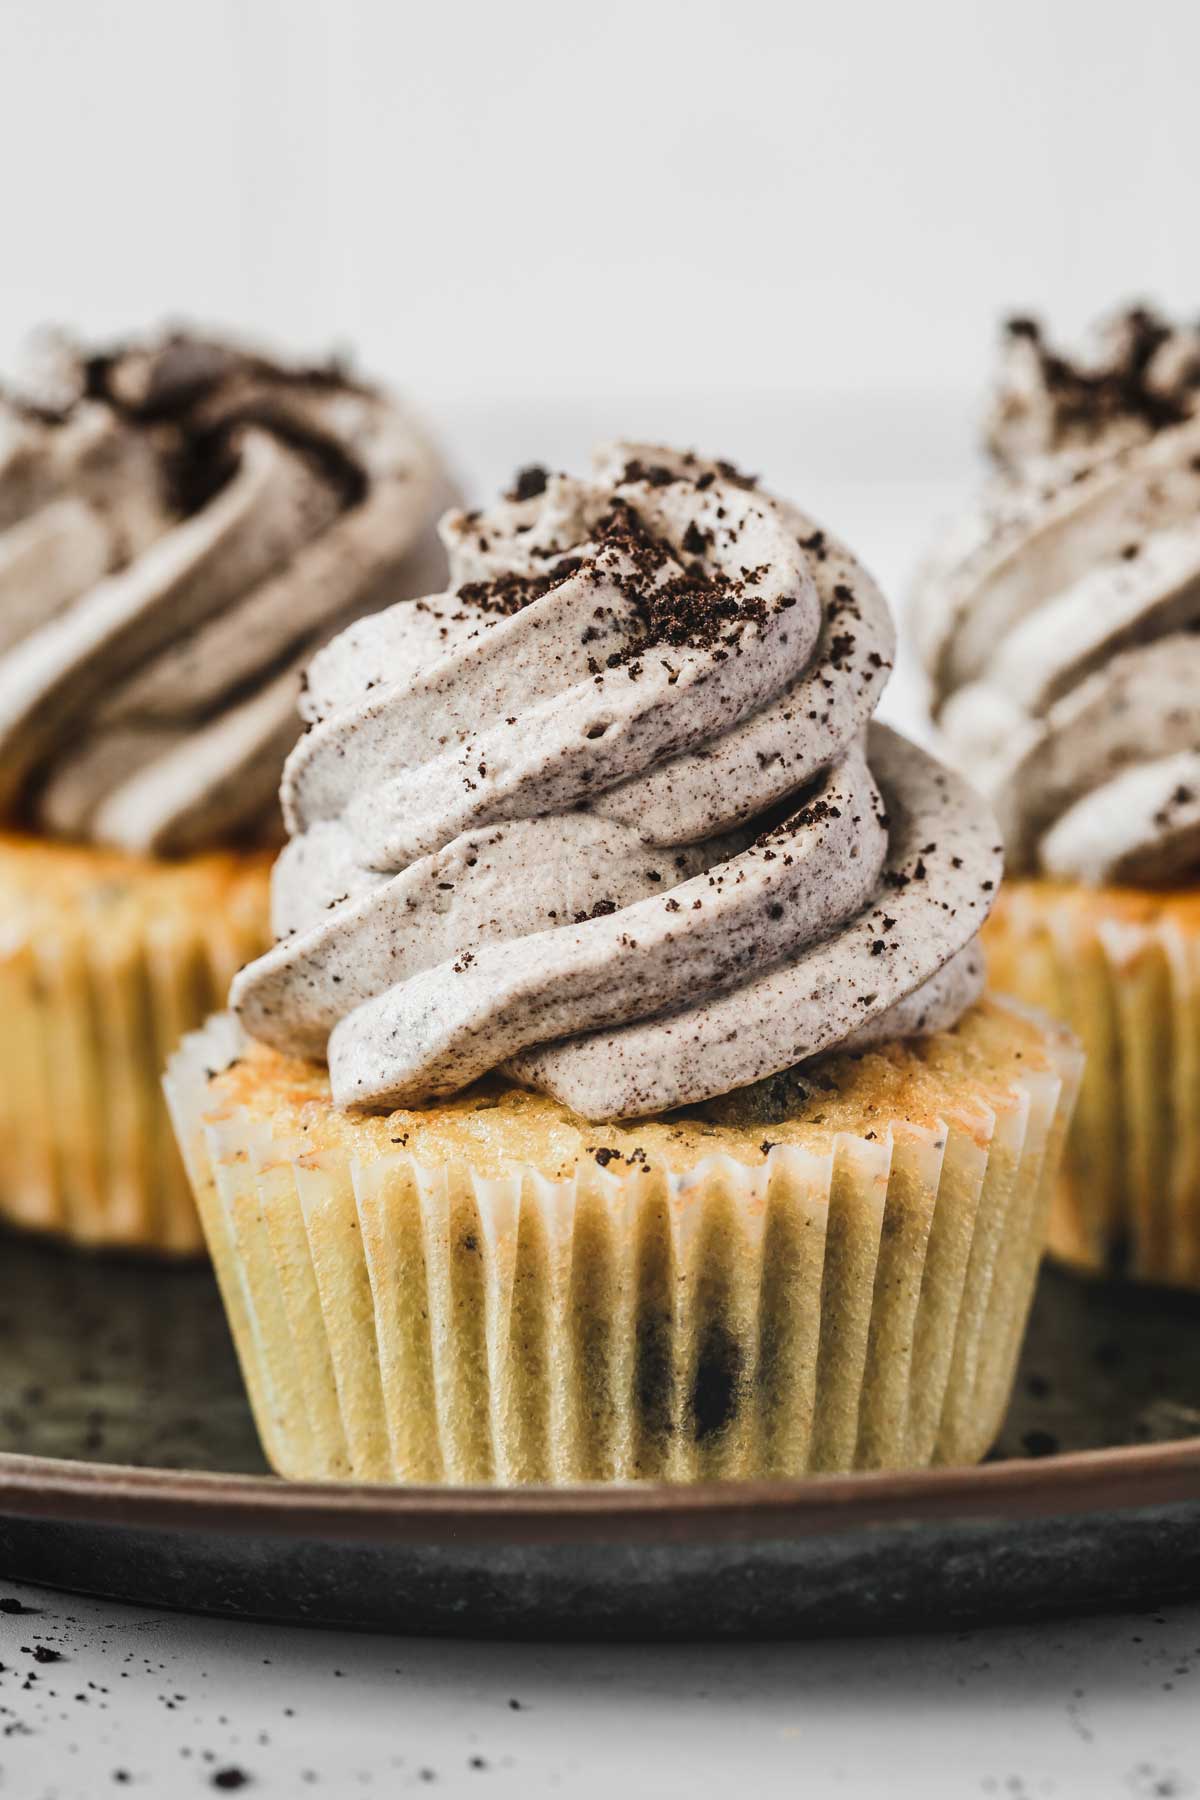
[167,443,1081,1481]
[913,307,1200,1287]
[0,326,452,1250]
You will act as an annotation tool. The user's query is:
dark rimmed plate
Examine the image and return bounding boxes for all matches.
[1,1234,1199,1638]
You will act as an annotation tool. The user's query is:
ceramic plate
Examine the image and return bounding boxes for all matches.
[1,1236,1198,1637]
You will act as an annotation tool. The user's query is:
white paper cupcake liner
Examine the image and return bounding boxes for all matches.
[0,839,270,1252]
[987,881,1200,1287]
[165,1000,1082,1484]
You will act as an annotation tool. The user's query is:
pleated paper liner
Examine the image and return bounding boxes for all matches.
[986,880,1200,1290]
[0,833,271,1254]
[165,996,1081,1484]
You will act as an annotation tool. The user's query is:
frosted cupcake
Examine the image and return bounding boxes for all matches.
[0,327,450,1251]
[913,306,1200,1286]
[167,445,1080,1483]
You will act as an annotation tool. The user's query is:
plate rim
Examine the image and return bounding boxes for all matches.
[0,1437,1197,1546]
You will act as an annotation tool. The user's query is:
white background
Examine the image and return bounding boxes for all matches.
[9,0,1198,720]
[4,0,1199,416]
[9,0,1200,716]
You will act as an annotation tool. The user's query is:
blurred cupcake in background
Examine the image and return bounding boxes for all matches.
[0,326,453,1252]
[167,443,1080,1487]
[912,305,1200,1287]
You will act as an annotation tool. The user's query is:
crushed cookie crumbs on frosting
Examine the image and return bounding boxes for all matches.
[0,325,448,855]
[233,440,1000,1120]
[913,304,1200,888]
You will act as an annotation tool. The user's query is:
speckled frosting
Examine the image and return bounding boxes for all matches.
[0,329,449,854]
[232,443,1001,1121]
[914,306,1200,886]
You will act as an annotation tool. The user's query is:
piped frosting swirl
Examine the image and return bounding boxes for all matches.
[233,444,1000,1120]
[914,306,1200,887]
[0,328,449,854]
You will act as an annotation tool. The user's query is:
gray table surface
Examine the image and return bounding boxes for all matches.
[0,1578,1197,1798]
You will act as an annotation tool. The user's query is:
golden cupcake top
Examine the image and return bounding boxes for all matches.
[205,995,1068,1180]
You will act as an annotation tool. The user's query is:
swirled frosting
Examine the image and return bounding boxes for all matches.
[914,307,1200,886]
[0,329,450,854]
[233,444,1000,1121]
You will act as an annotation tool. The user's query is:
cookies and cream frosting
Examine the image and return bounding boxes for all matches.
[0,329,449,854]
[232,444,1000,1121]
[914,306,1200,887]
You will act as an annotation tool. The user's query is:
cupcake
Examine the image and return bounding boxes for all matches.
[0,327,451,1252]
[913,305,1200,1287]
[167,445,1080,1483]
